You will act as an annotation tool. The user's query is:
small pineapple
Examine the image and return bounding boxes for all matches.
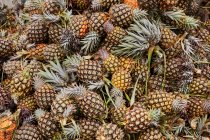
[111,69,132,91]
[96,123,124,140]
[189,77,209,96]
[9,70,32,99]
[109,4,134,28]
[33,76,57,110]
[13,124,44,140]
[61,85,106,119]
[125,107,161,133]
[27,21,49,44]
[35,109,62,138]
[138,127,166,140]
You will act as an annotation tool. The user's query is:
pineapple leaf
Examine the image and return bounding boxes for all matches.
[33,76,45,90]
[63,120,80,139]
[34,108,46,119]
[87,80,104,90]
[172,99,188,114]
[61,85,86,97]
[133,9,148,21]
[63,55,83,72]
[81,31,100,54]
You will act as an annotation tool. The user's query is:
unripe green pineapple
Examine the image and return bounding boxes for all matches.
[35,109,62,138]
[96,123,124,140]
[111,69,132,91]
[189,77,209,96]
[34,76,57,110]
[109,4,134,28]
[27,21,49,44]
[61,85,106,119]
[13,124,44,140]
[138,127,166,140]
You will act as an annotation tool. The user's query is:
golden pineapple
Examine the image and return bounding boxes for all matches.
[25,60,43,77]
[138,127,166,140]
[48,23,63,43]
[27,21,49,44]
[96,123,124,140]
[3,60,22,78]
[119,57,135,71]
[109,4,134,28]
[33,76,57,110]
[43,0,64,15]
[157,0,178,11]
[9,70,32,99]
[13,124,44,140]
[62,85,106,119]
[17,96,38,112]
[35,109,62,138]
[91,0,123,11]
[111,69,132,91]
[189,77,209,96]
[72,0,90,10]
[132,61,148,82]
[43,44,66,61]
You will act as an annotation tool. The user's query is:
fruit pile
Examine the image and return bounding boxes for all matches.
[0,0,210,139]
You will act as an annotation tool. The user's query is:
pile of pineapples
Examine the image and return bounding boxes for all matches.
[0,0,210,139]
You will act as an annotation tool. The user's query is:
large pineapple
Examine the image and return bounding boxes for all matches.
[9,70,32,99]
[189,77,209,96]
[111,69,132,91]
[27,21,49,44]
[13,124,44,140]
[48,23,63,43]
[61,85,106,119]
[17,95,38,112]
[96,123,124,140]
[35,109,62,138]
[33,76,57,110]
[109,4,134,28]
[138,127,166,140]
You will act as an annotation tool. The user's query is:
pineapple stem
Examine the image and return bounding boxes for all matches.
[130,74,141,106]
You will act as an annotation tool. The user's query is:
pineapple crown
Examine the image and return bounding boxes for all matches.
[33,76,46,90]
[81,31,100,54]
[63,119,80,139]
[113,95,126,109]
[63,54,83,72]
[133,9,148,21]
[163,9,200,29]
[38,58,68,88]
[62,104,76,118]
[34,108,46,119]
[112,18,161,58]
[87,80,105,90]
[149,109,162,126]
[172,99,188,114]
[61,85,87,98]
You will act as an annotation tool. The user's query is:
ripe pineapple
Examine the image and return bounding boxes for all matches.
[24,44,46,60]
[157,0,178,11]
[17,96,38,112]
[99,49,121,73]
[72,0,90,10]
[125,106,161,133]
[23,0,43,15]
[25,60,43,77]
[48,23,63,43]
[111,69,132,91]
[124,0,139,9]
[9,70,32,99]
[43,44,65,61]
[148,76,173,92]
[51,93,76,121]
[189,77,209,96]
[132,61,148,82]
[91,0,123,11]
[119,57,135,71]
[27,21,49,44]
[143,90,187,114]
[3,60,23,78]
[13,124,44,140]
[187,97,210,118]
[68,15,88,39]
[43,0,65,15]
[138,127,166,140]
[33,76,57,110]
[138,0,158,11]
[61,85,106,119]
[109,4,134,27]
[0,85,16,113]
[96,123,124,140]
[103,21,127,47]
[35,109,62,138]
[0,38,15,58]
[190,27,210,45]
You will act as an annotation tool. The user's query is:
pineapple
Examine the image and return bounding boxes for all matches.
[138,0,158,11]
[43,0,65,15]
[124,0,139,9]
[103,21,127,47]
[9,70,32,99]
[35,109,62,138]
[111,69,132,91]
[109,4,134,28]
[13,124,44,140]
[187,97,210,118]
[125,106,161,133]
[0,38,15,58]
[68,15,89,39]
[72,0,90,10]
[48,23,63,43]
[25,59,43,77]
[0,85,16,113]
[27,21,49,44]
[43,44,65,61]
[51,93,76,121]
[132,61,148,82]
[190,27,210,45]
[24,44,46,60]
[189,77,209,96]
[17,96,38,112]
[138,127,166,140]
[61,85,106,119]
[33,76,57,110]
[157,0,178,11]
[3,60,23,78]
[143,90,188,115]
[96,123,124,140]
[91,0,123,11]
[99,49,121,73]
[119,57,135,71]
[23,0,43,15]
